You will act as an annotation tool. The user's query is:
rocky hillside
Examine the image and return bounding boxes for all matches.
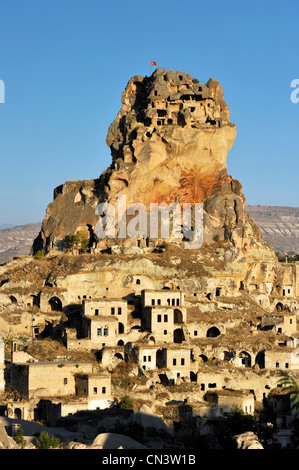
[246,206,299,254]
[0,223,41,264]
[0,209,297,265]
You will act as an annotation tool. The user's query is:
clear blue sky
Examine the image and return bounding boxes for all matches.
[0,0,298,226]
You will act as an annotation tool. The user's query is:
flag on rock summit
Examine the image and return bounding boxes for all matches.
[151,61,157,66]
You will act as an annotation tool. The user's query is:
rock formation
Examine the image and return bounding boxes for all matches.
[32,68,275,270]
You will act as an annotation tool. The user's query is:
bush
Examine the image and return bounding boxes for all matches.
[34,250,45,260]
[67,231,90,253]
[119,395,134,410]
[13,428,25,449]
[35,431,60,449]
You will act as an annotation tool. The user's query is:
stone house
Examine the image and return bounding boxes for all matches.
[134,344,158,371]
[85,316,122,347]
[264,347,299,370]
[65,298,129,349]
[141,289,186,343]
[141,289,185,309]
[129,342,192,382]
[259,312,297,336]
[75,372,112,409]
[10,361,94,399]
[156,346,191,383]
[83,298,128,322]
[203,389,255,415]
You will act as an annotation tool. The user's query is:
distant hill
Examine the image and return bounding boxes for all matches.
[246,205,299,254]
[0,223,41,264]
[0,206,297,264]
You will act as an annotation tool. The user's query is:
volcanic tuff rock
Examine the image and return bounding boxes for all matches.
[32,68,276,268]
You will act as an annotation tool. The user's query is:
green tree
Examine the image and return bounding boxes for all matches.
[13,428,25,449]
[34,250,45,260]
[35,431,60,449]
[119,395,134,410]
[67,231,90,253]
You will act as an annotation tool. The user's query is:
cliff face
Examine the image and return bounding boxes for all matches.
[105,69,236,207]
[32,68,275,266]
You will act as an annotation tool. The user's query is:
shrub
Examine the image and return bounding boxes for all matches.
[35,432,60,449]
[119,395,134,410]
[13,428,25,449]
[67,231,90,253]
[35,250,45,260]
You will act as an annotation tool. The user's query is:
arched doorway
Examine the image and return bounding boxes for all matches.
[174,309,183,324]
[199,354,208,363]
[276,302,283,312]
[26,295,39,307]
[156,349,164,369]
[9,296,17,304]
[223,350,234,362]
[48,297,62,312]
[118,322,124,334]
[114,353,123,361]
[239,351,251,367]
[14,408,22,419]
[190,371,197,382]
[206,326,221,338]
[255,350,265,369]
[174,328,185,343]
[117,339,124,346]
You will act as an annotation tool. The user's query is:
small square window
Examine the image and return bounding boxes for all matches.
[64,378,68,385]
[157,314,162,323]
[94,387,98,394]
[111,307,115,315]
[118,307,122,315]
[102,387,106,394]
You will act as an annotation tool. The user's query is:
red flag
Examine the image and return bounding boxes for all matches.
[151,61,157,66]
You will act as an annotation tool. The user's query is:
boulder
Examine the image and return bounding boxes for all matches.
[234,431,263,449]
[131,404,172,435]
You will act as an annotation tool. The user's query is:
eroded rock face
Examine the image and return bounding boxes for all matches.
[32,68,273,265]
[234,431,264,449]
[106,69,236,207]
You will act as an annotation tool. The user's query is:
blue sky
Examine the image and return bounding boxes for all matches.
[0,0,298,226]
